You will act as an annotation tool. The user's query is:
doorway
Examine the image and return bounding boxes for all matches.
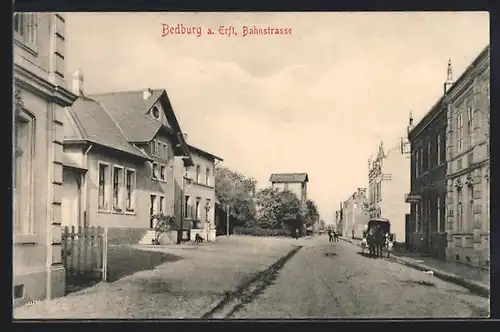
[62,168,83,228]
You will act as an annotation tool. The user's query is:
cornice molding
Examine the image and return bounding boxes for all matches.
[14,63,78,107]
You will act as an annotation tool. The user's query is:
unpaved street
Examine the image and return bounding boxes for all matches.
[230,237,490,319]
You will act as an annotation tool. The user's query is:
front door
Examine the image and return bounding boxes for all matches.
[62,168,82,228]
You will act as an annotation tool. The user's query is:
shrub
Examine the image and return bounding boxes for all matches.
[233,227,291,237]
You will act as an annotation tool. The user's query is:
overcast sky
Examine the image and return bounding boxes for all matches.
[65,12,489,223]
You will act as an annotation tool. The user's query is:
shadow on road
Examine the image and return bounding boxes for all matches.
[356,251,383,259]
[401,280,436,288]
[107,246,184,282]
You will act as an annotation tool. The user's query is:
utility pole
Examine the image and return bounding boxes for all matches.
[226,205,230,236]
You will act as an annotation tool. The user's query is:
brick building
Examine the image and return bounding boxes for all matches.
[445,45,490,268]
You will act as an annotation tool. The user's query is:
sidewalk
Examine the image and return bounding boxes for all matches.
[339,236,490,298]
[14,236,299,319]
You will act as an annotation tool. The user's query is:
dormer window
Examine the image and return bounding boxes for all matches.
[151,106,161,120]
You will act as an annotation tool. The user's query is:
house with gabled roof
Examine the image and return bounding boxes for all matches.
[269,172,309,203]
[62,70,199,244]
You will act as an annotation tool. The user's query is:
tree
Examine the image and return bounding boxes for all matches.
[256,188,305,231]
[304,199,320,228]
[215,166,257,226]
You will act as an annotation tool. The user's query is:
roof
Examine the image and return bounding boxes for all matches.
[409,44,490,140]
[89,89,194,166]
[64,97,151,160]
[369,217,390,223]
[269,173,309,183]
[187,144,223,162]
[89,89,164,143]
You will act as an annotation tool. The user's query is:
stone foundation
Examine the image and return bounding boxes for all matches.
[13,265,66,308]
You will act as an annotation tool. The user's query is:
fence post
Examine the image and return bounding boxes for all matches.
[102,226,108,282]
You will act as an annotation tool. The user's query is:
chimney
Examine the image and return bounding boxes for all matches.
[444,58,454,94]
[72,69,84,97]
[143,88,153,100]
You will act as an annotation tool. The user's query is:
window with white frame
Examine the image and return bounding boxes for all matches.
[125,169,136,212]
[195,197,201,220]
[457,187,463,231]
[150,194,157,215]
[14,13,37,49]
[160,164,166,181]
[157,141,162,157]
[457,112,463,154]
[184,195,191,219]
[206,198,212,222]
[196,165,200,183]
[467,102,473,144]
[112,166,124,211]
[98,163,110,211]
[159,196,165,214]
[14,109,35,237]
[163,143,168,160]
[206,167,210,186]
[150,140,158,156]
[152,162,158,179]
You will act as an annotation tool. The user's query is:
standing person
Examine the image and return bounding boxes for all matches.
[328,229,333,242]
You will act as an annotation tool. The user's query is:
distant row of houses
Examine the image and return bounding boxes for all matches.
[13,13,223,307]
[335,45,490,269]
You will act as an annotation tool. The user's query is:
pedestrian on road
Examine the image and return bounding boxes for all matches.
[328,229,333,242]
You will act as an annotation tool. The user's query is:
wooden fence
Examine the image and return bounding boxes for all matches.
[62,226,106,292]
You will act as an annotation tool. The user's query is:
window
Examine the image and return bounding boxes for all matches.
[152,162,158,179]
[206,167,210,186]
[467,103,473,139]
[14,109,35,237]
[157,141,161,157]
[196,165,200,183]
[98,163,110,210]
[125,169,136,212]
[415,203,420,232]
[457,113,463,153]
[427,140,431,169]
[437,133,441,165]
[14,13,37,48]
[160,164,166,181]
[415,149,420,176]
[457,187,463,231]
[468,187,474,232]
[436,196,441,232]
[184,195,191,218]
[419,148,424,173]
[150,195,157,215]
[164,143,168,160]
[159,196,165,214]
[112,166,123,211]
[206,198,212,222]
[151,106,160,120]
[150,140,158,156]
[195,198,201,220]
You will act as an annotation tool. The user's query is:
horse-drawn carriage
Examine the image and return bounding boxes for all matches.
[360,217,394,258]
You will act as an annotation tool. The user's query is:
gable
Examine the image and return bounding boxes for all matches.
[88,89,194,166]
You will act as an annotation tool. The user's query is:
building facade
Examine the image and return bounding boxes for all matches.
[406,97,448,259]
[445,45,490,268]
[13,13,78,306]
[183,144,223,242]
[368,140,410,244]
[341,188,369,238]
[269,173,309,203]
